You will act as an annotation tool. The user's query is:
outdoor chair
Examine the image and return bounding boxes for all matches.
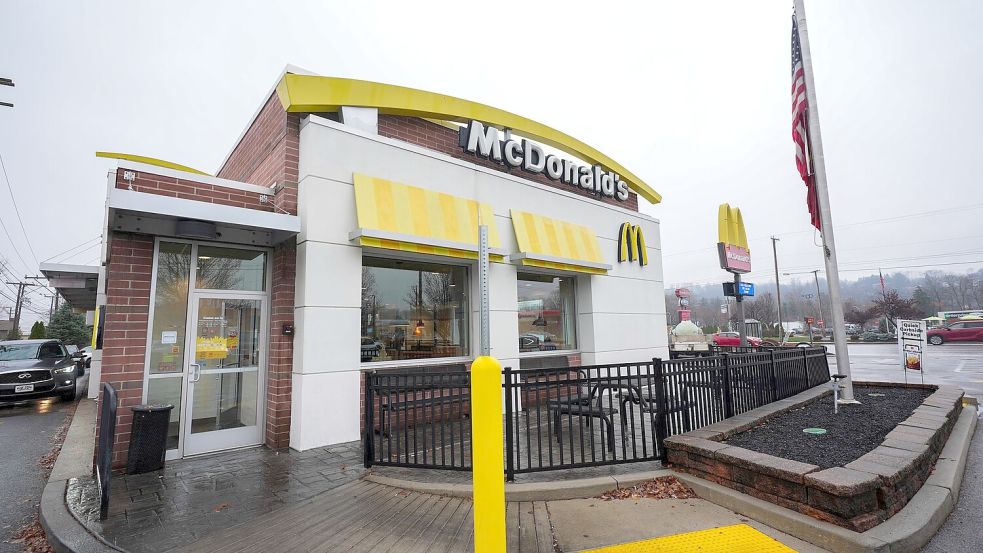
[546,378,618,454]
[618,380,695,435]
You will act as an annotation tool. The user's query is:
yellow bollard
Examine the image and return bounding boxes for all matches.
[471,355,506,552]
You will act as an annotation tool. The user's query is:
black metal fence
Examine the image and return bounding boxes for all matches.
[363,347,829,479]
[97,382,118,520]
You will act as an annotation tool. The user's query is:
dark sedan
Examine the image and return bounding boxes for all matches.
[0,339,81,402]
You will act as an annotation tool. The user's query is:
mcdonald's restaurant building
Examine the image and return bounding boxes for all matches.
[89,68,669,465]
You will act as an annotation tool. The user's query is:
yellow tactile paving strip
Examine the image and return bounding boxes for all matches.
[578,524,797,553]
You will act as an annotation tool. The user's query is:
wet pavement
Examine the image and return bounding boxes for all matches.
[827,342,983,398]
[0,377,85,553]
[70,441,365,553]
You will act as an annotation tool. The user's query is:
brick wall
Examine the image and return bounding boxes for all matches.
[266,240,296,448]
[99,233,154,468]
[115,169,273,212]
[216,92,300,449]
[377,115,640,212]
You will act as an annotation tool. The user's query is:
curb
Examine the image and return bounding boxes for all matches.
[39,398,124,553]
[364,469,672,501]
[672,407,978,553]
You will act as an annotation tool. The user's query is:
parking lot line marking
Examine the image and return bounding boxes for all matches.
[577,524,796,553]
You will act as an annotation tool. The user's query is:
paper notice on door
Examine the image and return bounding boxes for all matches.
[161,331,178,344]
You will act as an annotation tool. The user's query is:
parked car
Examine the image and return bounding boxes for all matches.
[710,331,762,347]
[65,345,85,377]
[0,339,82,402]
[80,345,94,368]
[928,321,983,345]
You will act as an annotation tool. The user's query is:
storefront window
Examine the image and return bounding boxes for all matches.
[517,273,577,352]
[149,242,192,375]
[147,241,192,451]
[361,257,468,362]
[196,246,266,291]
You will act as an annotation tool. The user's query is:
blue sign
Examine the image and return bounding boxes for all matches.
[737,282,755,297]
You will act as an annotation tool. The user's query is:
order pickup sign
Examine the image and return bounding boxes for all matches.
[897,319,926,371]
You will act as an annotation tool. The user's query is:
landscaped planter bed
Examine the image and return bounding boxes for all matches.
[664,382,964,532]
[724,385,933,469]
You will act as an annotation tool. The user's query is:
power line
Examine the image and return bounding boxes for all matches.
[43,235,101,264]
[0,153,40,266]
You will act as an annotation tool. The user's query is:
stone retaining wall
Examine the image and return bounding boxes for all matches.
[664,383,964,532]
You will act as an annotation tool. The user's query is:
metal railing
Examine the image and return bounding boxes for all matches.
[364,367,472,470]
[362,348,829,479]
[97,382,118,520]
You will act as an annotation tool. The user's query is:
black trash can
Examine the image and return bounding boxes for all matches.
[126,403,174,474]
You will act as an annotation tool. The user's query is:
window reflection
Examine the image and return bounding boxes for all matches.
[150,242,192,374]
[196,246,266,291]
[361,258,468,362]
[517,273,577,352]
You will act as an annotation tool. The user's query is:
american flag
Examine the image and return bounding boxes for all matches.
[792,15,821,230]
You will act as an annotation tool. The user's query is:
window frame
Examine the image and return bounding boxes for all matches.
[516,271,579,358]
[359,255,472,368]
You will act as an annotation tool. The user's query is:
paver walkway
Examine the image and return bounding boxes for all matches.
[171,480,554,553]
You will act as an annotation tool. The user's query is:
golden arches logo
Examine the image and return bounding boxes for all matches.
[717,203,748,250]
[617,223,647,266]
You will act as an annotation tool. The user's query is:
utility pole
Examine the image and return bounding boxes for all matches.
[0,77,13,108]
[9,282,25,338]
[771,237,784,339]
[6,281,42,338]
[794,0,855,402]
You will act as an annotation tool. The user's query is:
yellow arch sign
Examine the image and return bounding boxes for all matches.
[275,74,661,204]
[718,203,748,250]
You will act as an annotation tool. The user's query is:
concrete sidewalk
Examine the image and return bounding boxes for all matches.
[922,410,983,552]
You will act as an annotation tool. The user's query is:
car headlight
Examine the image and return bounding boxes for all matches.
[54,365,76,374]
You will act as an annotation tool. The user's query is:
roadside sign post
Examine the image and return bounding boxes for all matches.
[897,319,926,385]
[717,204,752,347]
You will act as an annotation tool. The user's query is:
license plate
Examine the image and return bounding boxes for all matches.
[15,384,34,393]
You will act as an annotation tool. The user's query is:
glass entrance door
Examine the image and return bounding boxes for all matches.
[183,295,266,455]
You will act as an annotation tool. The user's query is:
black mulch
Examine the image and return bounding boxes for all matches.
[723,385,932,469]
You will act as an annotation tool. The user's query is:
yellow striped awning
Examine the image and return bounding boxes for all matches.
[509,209,611,274]
[350,174,505,261]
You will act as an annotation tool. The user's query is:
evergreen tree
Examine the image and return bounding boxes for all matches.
[29,320,46,339]
[47,305,88,346]
[7,326,22,340]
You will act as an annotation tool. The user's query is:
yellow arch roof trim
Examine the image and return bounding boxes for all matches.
[275,74,661,204]
[96,152,209,175]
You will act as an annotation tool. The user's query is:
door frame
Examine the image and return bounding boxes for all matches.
[141,237,272,461]
[182,290,268,456]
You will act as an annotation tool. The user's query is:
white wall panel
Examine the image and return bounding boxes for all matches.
[293,306,361,374]
[289,371,361,450]
[297,175,357,246]
[296,241,362,309]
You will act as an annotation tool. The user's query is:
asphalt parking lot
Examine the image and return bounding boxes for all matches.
[826,342,983,400]
[0,372,87,552]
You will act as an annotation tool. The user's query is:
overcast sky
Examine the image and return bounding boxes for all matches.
[1,0,981,321]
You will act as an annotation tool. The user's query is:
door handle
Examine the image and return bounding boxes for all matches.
[189,363,201,383]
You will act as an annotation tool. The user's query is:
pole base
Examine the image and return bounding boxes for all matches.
[836,399,861,405]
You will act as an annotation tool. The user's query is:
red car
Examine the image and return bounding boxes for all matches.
[711,331,762,347]
[927,321,983,345]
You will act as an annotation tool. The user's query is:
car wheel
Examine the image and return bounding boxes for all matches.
[928,335,944,346]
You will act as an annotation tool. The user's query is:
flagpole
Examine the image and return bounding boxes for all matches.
[793,0,857,402]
